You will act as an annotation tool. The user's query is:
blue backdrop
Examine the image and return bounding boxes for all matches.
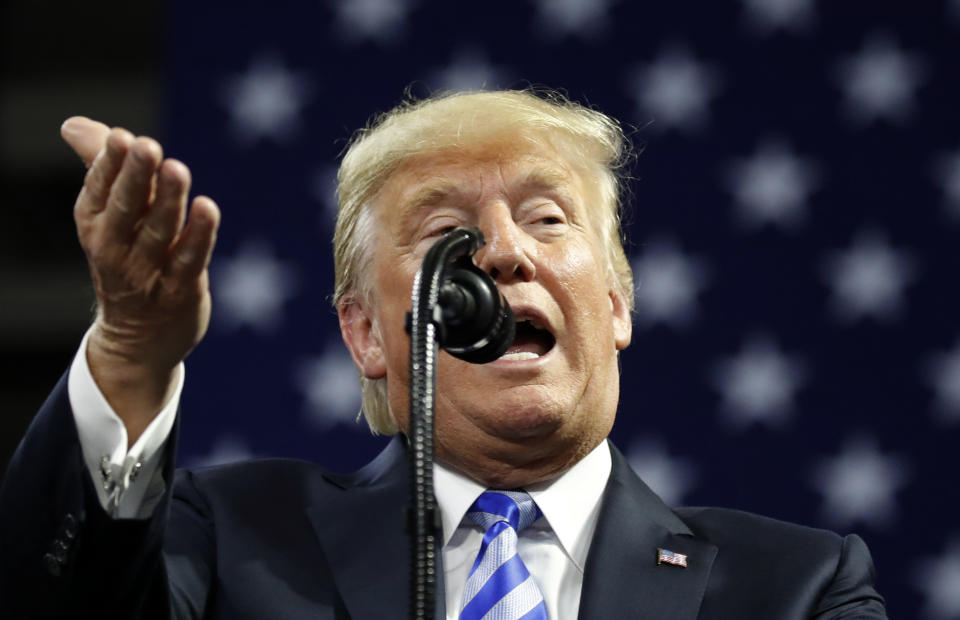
[164,1,960,617]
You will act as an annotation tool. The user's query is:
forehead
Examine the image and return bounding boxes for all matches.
[376,140,587,219]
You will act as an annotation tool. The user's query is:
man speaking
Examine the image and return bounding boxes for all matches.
[0,89,886,618]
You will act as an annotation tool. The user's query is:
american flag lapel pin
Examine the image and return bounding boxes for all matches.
[657,548,688,568]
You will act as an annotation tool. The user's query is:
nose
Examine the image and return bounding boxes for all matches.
[474,207,536,283]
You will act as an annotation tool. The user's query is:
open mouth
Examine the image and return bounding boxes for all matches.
[499,316,556,361]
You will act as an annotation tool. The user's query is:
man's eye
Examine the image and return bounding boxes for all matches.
[541,216,563,225]
[428,225,458,237]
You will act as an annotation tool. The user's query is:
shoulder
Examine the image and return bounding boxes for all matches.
[676,506,884,612]
[170,436,407,513]
[168,459,337,522]
[669,507,885,617]
[674,505,859,578]
[177,457,333,486]
[676,505,844,552]
[176,457,333,492]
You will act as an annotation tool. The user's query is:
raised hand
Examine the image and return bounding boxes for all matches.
[61,117,220,445]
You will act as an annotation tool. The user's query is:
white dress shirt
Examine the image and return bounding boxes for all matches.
[435,441,611,620]
[68,330,612,617]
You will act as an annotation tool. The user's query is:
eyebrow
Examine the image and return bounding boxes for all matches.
[515,165,573,192]
[397,163,577,217]
[512,165,578,207]
[400,181,464,216]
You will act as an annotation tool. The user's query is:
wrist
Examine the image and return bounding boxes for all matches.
[86,326,180,446]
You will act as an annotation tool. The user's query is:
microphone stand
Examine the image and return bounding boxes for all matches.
[405,228,514,620]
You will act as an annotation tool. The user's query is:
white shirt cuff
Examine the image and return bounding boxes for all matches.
[67,328,183,519]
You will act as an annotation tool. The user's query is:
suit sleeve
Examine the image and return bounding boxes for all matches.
[811,533,888,619]
[0,372,212,619]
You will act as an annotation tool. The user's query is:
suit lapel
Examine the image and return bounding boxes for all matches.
[578,443,717,620]
[307,437,447,619]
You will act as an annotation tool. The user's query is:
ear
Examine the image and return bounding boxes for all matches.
[609,287,632,351]
[338,299,387,379]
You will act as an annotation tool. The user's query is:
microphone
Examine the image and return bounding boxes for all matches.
[406,227,515,364]
[404,227,513,619]
[438,252,515,363]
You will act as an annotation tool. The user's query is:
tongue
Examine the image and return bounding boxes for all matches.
[506,340,549,356]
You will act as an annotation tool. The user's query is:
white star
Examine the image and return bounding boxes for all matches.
[915,540,960,620]
[188,436,254,468]
[740,0,816,34]
[836,35,926,125]
[925,339,960,423]
[221,55,313,144]
[811,436,909,529]
[429,48,508,92]
[296,345,364,429]
[530,0,616,39]
[625,46,721,133]
[631,238,710,328]
[822,230,916,323]
[725,140,819,230]
[627,439,697,506]
[214,241,298,332]
[933,150,960,219]
[711,334,806,428]
[331,0,413,44]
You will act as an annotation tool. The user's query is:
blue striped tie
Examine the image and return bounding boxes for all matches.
[459,490,549,620]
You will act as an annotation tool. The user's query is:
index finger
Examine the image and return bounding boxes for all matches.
[61,116,111,168]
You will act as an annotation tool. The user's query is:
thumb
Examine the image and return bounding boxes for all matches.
[60,116,111,168]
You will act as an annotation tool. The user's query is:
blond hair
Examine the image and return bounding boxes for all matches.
[333,89,634,435]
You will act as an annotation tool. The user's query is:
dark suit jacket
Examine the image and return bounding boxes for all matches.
[1,373,886,618]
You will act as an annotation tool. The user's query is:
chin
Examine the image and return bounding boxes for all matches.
[471,396,570,441]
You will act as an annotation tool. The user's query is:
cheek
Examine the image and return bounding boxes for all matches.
[369,269,416,376]
[548,242,609,306]
[548,242,620,360]
[372,254,418,323]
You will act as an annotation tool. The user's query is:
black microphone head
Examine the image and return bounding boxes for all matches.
[438,258,515,364]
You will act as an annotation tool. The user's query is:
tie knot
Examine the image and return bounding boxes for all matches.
[467,490,541,533]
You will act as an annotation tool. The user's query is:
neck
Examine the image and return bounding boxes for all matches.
[434,436,603,489]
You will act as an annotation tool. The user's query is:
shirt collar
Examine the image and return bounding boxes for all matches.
[434,440,612,571]
[434,458,487,547]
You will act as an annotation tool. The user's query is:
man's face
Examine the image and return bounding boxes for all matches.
[343,138,632,486]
